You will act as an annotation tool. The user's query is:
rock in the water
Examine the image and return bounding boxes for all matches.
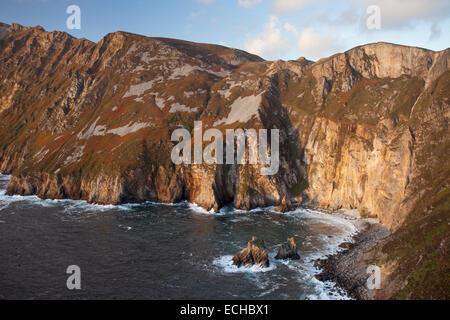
[275,237,300,260]
[232,237,270,268]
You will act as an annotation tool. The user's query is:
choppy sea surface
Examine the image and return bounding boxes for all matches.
[0,174,358,300]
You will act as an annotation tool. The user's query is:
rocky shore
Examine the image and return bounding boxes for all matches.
[229,210,391,300]
[315,218,390,300]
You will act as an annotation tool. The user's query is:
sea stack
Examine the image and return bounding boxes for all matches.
[275,237,301,260]
[232,237,270,268]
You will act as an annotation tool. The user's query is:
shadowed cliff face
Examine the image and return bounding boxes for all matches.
[0,24,449,231]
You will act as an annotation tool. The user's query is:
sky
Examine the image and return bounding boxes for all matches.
[1,0,449,61]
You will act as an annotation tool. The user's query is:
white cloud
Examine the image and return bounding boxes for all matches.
[244,16,343,60]
[238,0,262,8]
[242,0,449,60]
[271,0,450,27]
[244,16,292,59]
[284,23,299,37]
[272,0,319,14]
[296,27,342,60]
[196,0,215,4]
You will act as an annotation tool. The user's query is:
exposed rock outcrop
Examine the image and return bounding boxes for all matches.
[275,237,300,260]
[232,237,270,268]
[275,196,295,213]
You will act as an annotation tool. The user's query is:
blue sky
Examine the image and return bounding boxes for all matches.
[1,0,449,61]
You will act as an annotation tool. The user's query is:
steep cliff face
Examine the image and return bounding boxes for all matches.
[266,45,448,231]
[1,23,449,299]
[0,24,448,226]
[299,117,414,229]
[0,23,301,212]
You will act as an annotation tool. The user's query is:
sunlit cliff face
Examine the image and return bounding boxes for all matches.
[0,24,448,233]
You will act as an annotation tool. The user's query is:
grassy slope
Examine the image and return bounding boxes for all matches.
[377,72,450,299]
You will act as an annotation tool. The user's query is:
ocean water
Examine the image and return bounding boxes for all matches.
[0,174,358,300]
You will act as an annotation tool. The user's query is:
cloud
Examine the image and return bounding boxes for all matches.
[271,0,450,28]
[284,23,299,37]
[196,0,215,4]
[243,0,449,60]
[271,0,320,14]
[238,0,262,8]
[296,27,342,60]
[244,16,292,59]
[244,16,343,60]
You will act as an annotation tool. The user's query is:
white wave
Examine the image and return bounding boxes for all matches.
[0,191,131,212]
[0,193,42,203]
[299,262,352,300]
[274,252,351,300]
[55,199,130,212]
[218,205,277,215]
[307,280,351,300]
[192,202,274,215]
[118,224,133,232]
[0,174,138,212]
[301,212,357,261]
[293,210,358,300]
[188,202,217,215]
[210,204,358,300]
[213,255,276,274]
[261,206,358,299]
[263,207,359,261]
[121,200,185,208]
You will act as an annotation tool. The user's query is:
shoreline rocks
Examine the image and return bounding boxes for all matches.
[314,221,390,300]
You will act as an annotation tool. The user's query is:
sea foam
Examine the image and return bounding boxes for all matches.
[213,255,277,274]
